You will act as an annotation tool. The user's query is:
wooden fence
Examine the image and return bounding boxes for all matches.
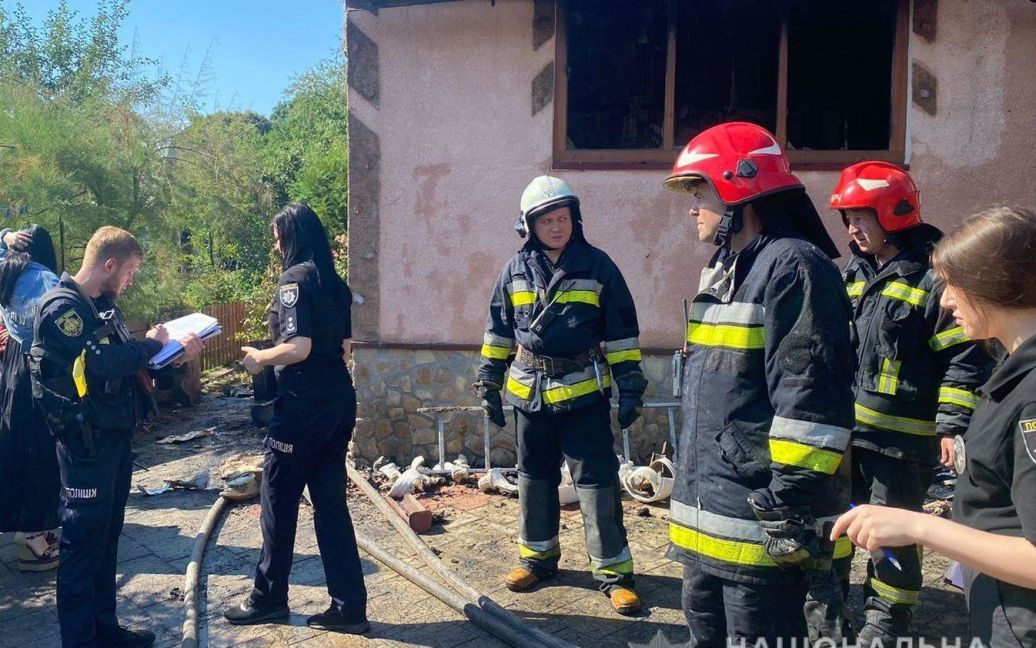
[200,301,249,371]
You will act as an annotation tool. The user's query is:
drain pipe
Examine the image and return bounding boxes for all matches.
[181,494,229,648]
[347,464,577,648]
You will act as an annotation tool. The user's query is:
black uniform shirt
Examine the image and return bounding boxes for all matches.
[268,261,351,396]
[34,273,163,431]
[954,334,1036,542]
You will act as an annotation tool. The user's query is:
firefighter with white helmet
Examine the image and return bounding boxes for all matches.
[664,122,854,644]
[830,161,993,643]
[473,175,648,615]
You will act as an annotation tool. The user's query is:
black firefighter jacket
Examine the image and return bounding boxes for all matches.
[475,238,646,414]
[845,238,994,462]
[667,231,855,584]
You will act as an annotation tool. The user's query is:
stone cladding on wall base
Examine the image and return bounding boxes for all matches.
[351,347,679,468]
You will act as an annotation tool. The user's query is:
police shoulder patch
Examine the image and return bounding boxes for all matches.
[279,282,299,308]
[1019,417,1036,465]
[55,308,84,337]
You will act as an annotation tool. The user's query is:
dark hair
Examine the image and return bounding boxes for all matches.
[272,203,351,300]
[0,224,58,308]
[932,206,1036,309]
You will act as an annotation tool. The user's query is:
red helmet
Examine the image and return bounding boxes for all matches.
[663,122,802,204]
[829,161,921,233]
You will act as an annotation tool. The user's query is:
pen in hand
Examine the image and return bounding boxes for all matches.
[848,502,904,572]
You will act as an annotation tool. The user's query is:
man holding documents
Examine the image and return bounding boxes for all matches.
[30,226,204,648]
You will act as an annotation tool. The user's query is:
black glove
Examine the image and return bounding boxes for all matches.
[747,491,822,566]
[481,389,506,428]
[617,391,642,429]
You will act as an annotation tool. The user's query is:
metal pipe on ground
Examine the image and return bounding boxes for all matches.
[355,533,525,646]
[347,464,577,648]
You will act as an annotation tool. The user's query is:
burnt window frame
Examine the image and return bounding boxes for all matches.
[552,0,910,171]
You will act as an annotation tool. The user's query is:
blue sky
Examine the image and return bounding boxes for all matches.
[21,0,344,115]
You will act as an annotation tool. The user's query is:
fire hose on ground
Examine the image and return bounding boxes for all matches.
[179,468,577,648]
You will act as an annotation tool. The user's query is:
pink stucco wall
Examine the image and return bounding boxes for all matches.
[347,0,1036,349]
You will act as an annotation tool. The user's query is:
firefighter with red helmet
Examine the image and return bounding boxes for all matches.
[473,176,648,615]
[664,122,855,644]
[830,161,994,643]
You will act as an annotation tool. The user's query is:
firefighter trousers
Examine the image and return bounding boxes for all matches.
[515,399,633,590]
[681,563,809,647]
[851,447,927,617]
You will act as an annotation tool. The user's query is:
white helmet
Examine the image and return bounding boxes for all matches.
[515,175,580,238]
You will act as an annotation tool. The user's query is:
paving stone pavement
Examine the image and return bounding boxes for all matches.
[0,393,970,647]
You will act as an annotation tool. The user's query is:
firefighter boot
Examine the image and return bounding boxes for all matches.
[609,587,642,616]
[856,596,912,647]
[803,566,854,644]
[505,566,552,592]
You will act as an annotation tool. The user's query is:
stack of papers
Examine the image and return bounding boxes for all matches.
[148,312,222,369]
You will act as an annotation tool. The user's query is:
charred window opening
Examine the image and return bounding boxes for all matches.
[674,0,781,144]
[787,0,897,152]
[555,0,907,168]
[565,0,667,149]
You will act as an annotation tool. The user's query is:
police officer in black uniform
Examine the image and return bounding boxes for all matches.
[31,226,204,648]
[834,206,1036,647]
[224,204,368,634]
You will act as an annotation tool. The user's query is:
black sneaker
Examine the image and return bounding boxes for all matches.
[224,598,290,625]
[97,626,156,648]
[306,605,370,634]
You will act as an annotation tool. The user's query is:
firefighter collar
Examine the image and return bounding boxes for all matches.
[279,283,299,308]
[55,308,84,337]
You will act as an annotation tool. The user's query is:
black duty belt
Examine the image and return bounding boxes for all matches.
[516,345,598,378]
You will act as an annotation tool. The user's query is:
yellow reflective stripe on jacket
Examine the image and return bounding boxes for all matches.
[869,577,920,605]
[770,416,852,451]
[604,337,641,365]
[480,333,514,360]
[687,322,765,350]
[606,349,642,365]
[669,523,776,568]
[939,386,980,410]
[876,358,901,396]
[834,536,853,560]
[543,374,611,405]
[768,438,843,474]
[506,375,533,400]
[882,281,929,307]
[855,403,936,436]
[846,281,865,299]
[510,291,535,307]
[929,326,969,351]
[480,344,511,360]
[554,290,600,307]
[669,502,778,568]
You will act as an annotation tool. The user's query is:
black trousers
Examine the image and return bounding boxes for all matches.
[55,429,132,648]
[250,385,367,618]
[851,446,926,605]
[965,568,1036,647]
[682,563,809,647]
